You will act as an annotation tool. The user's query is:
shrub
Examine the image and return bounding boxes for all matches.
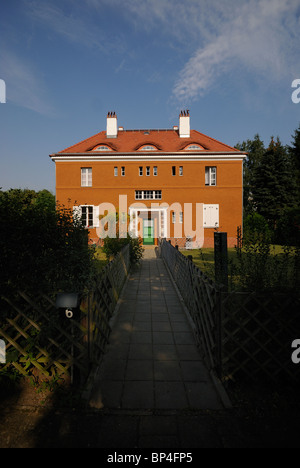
[0,190,94,296]
[243,212,271,244]
[274,207,300,246]
[103,235,144,264]
[231,235,300,293]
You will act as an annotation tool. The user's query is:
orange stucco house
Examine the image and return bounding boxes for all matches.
[50,111,246,248]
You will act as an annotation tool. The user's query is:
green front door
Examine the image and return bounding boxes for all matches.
[143,220,154,245]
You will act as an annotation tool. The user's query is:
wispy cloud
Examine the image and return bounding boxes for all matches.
[172,0,300,103]
[0,48,55,116]
[3,0,298,114]
[95,0,300,104]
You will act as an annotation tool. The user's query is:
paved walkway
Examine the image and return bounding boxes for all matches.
[88,247,224,411]
[2,248,295,448]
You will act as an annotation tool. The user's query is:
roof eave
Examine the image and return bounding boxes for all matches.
[49,151,247,162]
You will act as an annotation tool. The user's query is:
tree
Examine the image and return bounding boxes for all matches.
[35,189,56,211]
[0,189,94,296]
[243,212,271,243]
[251,137,297,230]
[235,134,265,213]
[288,123,300,202]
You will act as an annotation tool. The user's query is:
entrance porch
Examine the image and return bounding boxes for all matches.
[129,207,168,246]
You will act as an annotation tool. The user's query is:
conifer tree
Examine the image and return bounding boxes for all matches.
[288,123,300,203]
[251,137,297,229]
[236,134,265,213]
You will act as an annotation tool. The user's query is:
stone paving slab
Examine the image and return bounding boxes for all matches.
[89,248,225,412]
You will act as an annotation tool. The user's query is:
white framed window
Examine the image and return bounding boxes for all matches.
[144,190,153,199]
[179,166,183,176]
[121,166,125,176]
[94,145,112,151]
[81,205,93,227]
[172,212,176,223]
[153,166,157,176]
[81,167,92,187]
[203,204,219,228]
[205,166,217,186]
[146,166,150,176]
[139,166,143,176]
[138,145,157,151]
[135,190,162,200]
[179,212,183,223]
[114,166,118,176]
[185,144,204,150]
[73,205,100,228]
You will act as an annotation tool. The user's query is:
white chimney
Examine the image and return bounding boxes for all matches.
[179,110,190,138]
[106,111,118,138]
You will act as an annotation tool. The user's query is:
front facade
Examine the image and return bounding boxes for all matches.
[50,111,246,248]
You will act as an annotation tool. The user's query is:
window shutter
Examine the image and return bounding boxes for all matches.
[205,167,209,185]
[211,205,219,227]
[88,168,92,186]
[81,169,86,186]
[93,205,100,227]
[73,206,82,222]
[203,204,219,228]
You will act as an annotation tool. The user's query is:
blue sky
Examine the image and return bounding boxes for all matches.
[0,0,300,193]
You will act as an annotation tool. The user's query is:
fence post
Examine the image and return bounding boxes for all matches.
[214,232,228,292]
[215,289,223,379]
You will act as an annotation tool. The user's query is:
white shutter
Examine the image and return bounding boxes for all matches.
[203,204,219,228]
[211,204,219,227]
[88,168,92,186]
[205,167,209,185]
[73,206,82,223]
[93,205,100,227]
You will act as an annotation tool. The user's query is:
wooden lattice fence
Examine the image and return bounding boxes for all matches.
[0,292,77,381]
[220,291,300,382]
[159,239,220,372]
[82,243,130,365]
[0,244,130,386]
[159,239,300,383]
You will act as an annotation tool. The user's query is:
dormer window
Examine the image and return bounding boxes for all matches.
[138,145,157,151]
[185,144,204,150]
[93,145,112,151]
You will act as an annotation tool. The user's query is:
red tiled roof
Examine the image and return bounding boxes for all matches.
[57,129,241,154]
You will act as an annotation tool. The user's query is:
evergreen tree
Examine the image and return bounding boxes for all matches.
[288,123,300,203]
[251,137,297,229]
[235,134,265,213]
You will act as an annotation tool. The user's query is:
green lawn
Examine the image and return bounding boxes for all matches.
[93,247,108,272]
[181,247,237,281]
[181,245,299,291]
